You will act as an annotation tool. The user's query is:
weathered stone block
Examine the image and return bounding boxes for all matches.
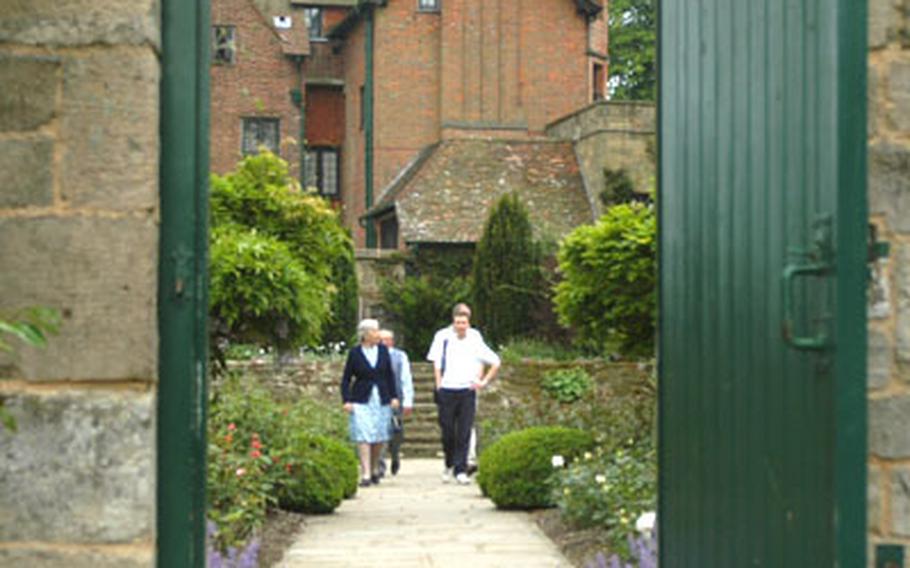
[0,137,54,208]
[60,48,159,211]
[868,329,893,390]
[892,466,910,537]
[0,216,157,381]
[870,0,900,48]
[869,142,910,232]
[0,549,153,568]
[870,395,910,458]
[0,55,59,132]
[0,391,155,543]
[0,0,159,48]
[869,466,882,533]
[869,62,880,138]
[888,58,910,132]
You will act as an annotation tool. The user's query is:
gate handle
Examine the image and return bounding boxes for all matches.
[782,262,829,351]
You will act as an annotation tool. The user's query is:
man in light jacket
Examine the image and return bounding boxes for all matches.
[426,303,500,485]
[379,329,413,475]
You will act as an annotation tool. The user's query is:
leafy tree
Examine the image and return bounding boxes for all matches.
[209,152,355,363]
[553,203,656,358]
[608,0,657,101]
[471,193,542,346]
[379,275,471,360]
[321,238,359,347]
[0,307,60,431]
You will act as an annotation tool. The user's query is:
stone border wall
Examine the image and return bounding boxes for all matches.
[0,2,160,566]
[867,0,910,559]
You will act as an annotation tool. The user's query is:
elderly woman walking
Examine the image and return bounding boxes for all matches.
[341,318,400,486]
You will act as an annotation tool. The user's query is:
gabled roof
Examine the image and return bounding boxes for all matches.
[276,15,311,56]
[365,139,594,244]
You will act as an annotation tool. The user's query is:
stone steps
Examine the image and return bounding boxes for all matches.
[401,363,441,457]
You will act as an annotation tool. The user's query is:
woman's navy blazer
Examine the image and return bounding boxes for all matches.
[340,344,398,404]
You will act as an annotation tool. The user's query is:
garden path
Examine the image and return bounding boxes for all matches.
[277,458,572,568]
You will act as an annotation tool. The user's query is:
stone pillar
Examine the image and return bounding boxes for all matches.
[0,2,160,566]
[868,0,910,563]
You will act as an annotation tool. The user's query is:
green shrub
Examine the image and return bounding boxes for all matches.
[209,151,354,361]
[321,237,359,346]
[471,193,542,346]
[554,440,657,560]
[278,435,358,513]
[497,338,589,364]
[477,426,595,509]
[379,275,470,359]
[541,367,593,403]
[553,203,656,358]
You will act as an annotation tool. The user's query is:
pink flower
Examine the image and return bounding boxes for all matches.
[251,439,262,450]
[224,434,233,443]
[236,468,246,477]
[250,450,262,459]
[227,423,237,431]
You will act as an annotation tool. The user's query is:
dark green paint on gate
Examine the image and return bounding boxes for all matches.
[158,0,211,565]
[658,0,867,565]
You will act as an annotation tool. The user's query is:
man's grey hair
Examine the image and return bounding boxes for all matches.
[452,303,472,319]
[378,329,395,340]
[357,318,380,341]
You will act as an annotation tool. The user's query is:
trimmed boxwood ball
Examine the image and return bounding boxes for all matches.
[477,426,595,510]
[278,435,359,514]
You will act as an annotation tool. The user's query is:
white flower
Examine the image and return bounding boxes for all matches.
[636,511,657,534]
[551,454,565,468]
[235,467,246,477]
[595,474,607,484]
[584,451,593,460]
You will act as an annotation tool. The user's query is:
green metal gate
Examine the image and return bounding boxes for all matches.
[658,1,867,566]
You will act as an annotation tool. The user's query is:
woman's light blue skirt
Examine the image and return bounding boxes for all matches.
[349,385,392,444]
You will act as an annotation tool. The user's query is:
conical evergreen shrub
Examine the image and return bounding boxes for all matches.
[471,193,541,346]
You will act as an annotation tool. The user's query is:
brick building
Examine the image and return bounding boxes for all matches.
[330,0,609,247]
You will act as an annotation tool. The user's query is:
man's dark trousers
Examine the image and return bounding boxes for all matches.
[437,388,476,475]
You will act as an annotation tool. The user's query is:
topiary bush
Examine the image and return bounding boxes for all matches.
[477,426,595,509]
[278,434,358,514]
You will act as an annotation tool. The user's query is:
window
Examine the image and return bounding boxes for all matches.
[304,147,340,197]
[380,216,398,250]
[304,8,324,39]
[212,25,236,65]
[592,63,606,101]
[241,118,280,156]
[359,85,365,130]
[418,0,440,11]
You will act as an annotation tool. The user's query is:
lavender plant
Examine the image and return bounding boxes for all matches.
[207,521,261,568]
[586,530,657,568]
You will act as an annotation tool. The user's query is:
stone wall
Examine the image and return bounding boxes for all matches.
[0,2,159,566]
[546,101,657,218]
[354,248,406,321]
[868,0,910,561]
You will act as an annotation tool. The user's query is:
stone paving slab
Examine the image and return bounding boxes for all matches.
[278,458,571,568]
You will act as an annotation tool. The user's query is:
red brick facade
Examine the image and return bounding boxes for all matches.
[337,0,607,245]
[210,0,306,177]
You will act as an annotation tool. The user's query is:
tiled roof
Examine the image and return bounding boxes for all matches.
[367,139,594,244]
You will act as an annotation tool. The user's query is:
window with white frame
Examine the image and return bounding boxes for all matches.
[241,118,280,156]
[418,0,440,11]
[212,25,236,65]
[304,147,340,197]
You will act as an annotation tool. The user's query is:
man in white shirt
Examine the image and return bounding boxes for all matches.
[426,303,500,485]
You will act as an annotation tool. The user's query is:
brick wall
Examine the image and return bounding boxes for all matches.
[210,0,304,177]
[867,0,910,562]
[0,1,159,566]
[341,19,367,243]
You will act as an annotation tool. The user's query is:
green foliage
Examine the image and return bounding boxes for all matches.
[207,373,353,550]
[0,307,61,432]
[278,435,359,513]
[541,367,593,403]
[554,203,656,358]
[608,0,657,101]
[498,338,590,364]
[477,426,595,509]
[554,440,657,560]
[599,168,639,208]
[471,193,542,346]
[209,151,355,360]
[322,238,359,346]
[379,275,470,359]
[409,244,475,279]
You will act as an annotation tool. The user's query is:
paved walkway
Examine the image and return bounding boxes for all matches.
[278,458,572,568]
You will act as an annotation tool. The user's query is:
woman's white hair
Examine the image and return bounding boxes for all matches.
[356,318,380,341]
